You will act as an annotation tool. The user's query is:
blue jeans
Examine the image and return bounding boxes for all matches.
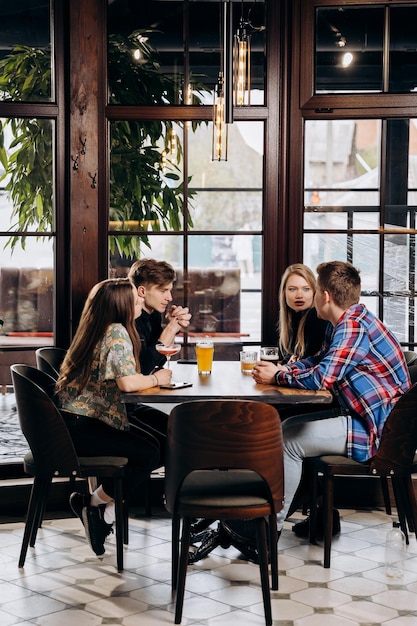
[277,409,348,529]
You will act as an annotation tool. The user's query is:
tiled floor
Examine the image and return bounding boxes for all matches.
[2,392,417,625]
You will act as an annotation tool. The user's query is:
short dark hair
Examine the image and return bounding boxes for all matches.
[128,258,176,288]
[317,261,361,308]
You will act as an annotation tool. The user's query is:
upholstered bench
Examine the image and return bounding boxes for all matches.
[0,267,54,392]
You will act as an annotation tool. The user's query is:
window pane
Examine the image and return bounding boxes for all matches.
[303,233,347,270]
[0,236,54,336]
[109,120,186,249]
[189,121,263,230]
[304,119,381,232]
[389,7,417,93]
[0,118,54,233]
[304,119,380,191]
[304,117,417,344]
[109,231,261,343]
[107,0,265,106]
[108,1,186,105]
[385,296,409,344]
[0,1,52,102]
[315,7,384,94]
[0,116,55,344]
[351,235,379,292]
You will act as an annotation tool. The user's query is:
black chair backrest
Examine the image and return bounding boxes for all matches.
[11,363,57,400]
[165,399,284,515]
[403,350,417,367]
[370,383,417,477]
[36,347,66,380]
[11,364,81,478]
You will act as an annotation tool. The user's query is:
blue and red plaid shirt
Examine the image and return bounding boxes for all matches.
[275,303,411,461]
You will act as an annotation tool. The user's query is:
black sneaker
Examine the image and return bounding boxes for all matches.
[82,505,113,556]
[292,507,341,539]
[222,519,272,564]
[69,492,88,526]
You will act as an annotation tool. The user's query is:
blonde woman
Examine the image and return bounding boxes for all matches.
[277,263,329,363]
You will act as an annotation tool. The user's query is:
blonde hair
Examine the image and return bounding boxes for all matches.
[278,263,317,359]
[56,278,140,393]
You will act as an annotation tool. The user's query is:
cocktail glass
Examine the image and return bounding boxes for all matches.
[155,343,181,369]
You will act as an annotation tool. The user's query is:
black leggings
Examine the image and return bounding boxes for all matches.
[62,406,165,499]
[125,402,168,461]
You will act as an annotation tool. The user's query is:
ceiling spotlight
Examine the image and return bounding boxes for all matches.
[342,52,353,67]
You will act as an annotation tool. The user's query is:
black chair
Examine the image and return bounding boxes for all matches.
[11,364,128,571]
[403,350,417,367]
[309,383,417,568]
[35,347,67,380]
[165,399,284,626]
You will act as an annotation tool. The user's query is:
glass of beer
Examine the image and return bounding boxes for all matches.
[240,351,258,375]
[260,347,279,365]
[196,339,214,375]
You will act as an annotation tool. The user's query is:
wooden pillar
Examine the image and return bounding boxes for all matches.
[68,0,104,331]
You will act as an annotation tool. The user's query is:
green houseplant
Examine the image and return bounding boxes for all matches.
[0,31,206,258]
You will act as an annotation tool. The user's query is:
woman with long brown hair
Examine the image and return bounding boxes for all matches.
[56,278,171,557]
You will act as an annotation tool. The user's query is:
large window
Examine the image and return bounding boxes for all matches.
[301,1,417,347]
[0,1,56,346]
[107,0,267,348]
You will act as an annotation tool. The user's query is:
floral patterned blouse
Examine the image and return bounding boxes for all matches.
[59,323,137,430]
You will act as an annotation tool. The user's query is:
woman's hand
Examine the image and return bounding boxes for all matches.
[116,368,172,392]
[153,367,172,387]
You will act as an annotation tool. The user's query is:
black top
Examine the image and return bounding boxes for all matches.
[279,307,330,363]
[135,309,166,374]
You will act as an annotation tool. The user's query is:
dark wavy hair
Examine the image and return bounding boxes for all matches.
[56,278,140,393]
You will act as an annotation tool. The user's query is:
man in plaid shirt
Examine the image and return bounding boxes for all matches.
[253,260,411,536]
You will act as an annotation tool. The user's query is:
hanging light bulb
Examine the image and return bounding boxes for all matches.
[234,17,251,106]
[161,149,167,174]
[168,127,177,158]
[212,72,228,161]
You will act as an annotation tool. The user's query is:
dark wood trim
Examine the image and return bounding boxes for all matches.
[105,105,268,121]
[54,0,71,348]
[69,0,102,328]
[286,0,305,266]
[261,0,282,345]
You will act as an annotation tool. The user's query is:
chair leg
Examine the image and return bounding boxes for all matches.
[255,518,272,626]
[19,477,48,567]
[144,474,152,517]
[392,477,410,544]
[29,479,50,547]
[123,496,129,546]
[268,514,279,591]
[405,475,417,539]
[174,516,192,625]
[171,513,181,591]
[322,472,334,568]
[380,477,392,515]
[114,476,125,572]
[309,461,319,545]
